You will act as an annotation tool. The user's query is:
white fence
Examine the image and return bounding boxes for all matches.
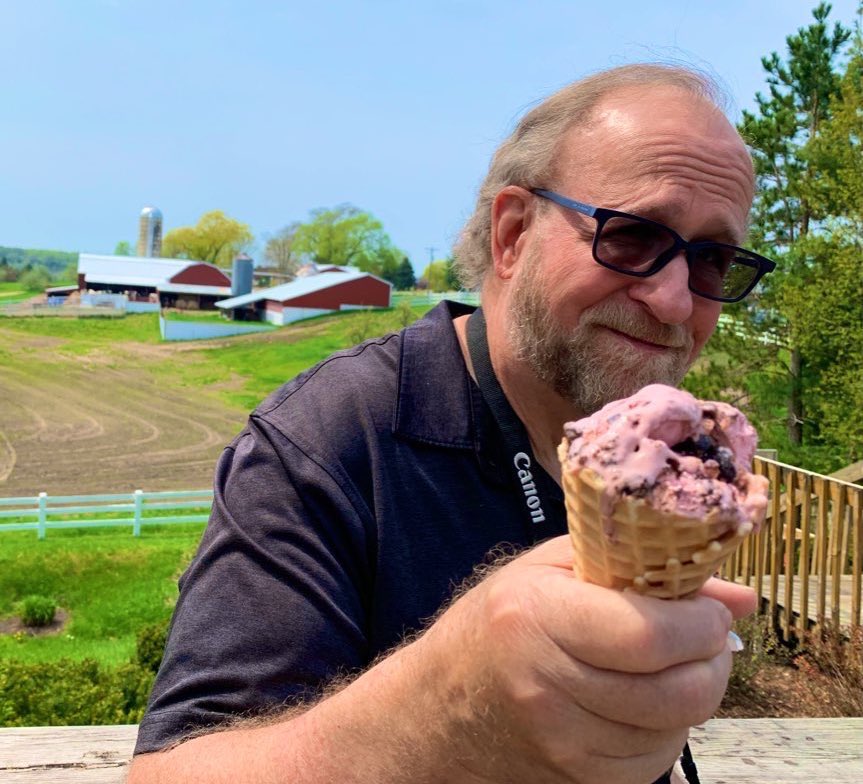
[79,294,160,313]
[126,300,161,313]
[159,315,273,341]
[80,293,127,309]
[391,290,480,307]
[0,489,213,539]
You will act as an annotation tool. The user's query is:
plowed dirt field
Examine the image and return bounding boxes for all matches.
[0,306,426,497]
[0,326,248,496]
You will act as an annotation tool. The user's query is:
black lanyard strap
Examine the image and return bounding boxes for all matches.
[466,308,563,542]
[466,308,699,784]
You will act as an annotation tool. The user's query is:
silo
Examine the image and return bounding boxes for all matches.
[137,206,163,257]
[231,253,254,297]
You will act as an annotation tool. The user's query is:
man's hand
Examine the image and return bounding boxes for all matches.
[417,534,756,784]
[128,534,756,784]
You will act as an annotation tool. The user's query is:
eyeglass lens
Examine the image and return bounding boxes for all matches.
[595,215,758,299]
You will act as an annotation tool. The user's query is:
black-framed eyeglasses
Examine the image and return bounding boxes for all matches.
[531,188,775,303]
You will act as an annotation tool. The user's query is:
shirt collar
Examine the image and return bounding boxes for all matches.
[393,300,477,448]
[392,300,531,487]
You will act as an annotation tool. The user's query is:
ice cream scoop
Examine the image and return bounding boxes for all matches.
[558,384,769,599]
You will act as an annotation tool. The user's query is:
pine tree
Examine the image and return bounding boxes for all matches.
[737,2,851,448]
[393,257,416,290]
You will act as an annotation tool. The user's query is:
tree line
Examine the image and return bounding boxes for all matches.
[133,205,455,292]
[0,247,78,290]
[684,1,862,472]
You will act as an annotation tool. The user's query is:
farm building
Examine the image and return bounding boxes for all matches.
[215,269,392,325]
[77,253,231,309]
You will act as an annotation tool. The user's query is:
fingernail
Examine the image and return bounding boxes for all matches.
[727,630,744,653]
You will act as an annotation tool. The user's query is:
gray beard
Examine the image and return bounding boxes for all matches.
[508,254,695,415]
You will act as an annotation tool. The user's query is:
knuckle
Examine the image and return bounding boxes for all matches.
[482,577,534,643]
[700,596,734,647]
[626,611,676,671]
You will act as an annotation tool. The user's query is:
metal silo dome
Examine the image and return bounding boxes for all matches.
[137,206,163,257]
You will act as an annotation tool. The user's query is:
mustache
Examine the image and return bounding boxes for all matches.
[579,302,693,351]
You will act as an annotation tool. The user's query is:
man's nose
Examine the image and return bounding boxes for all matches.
[626,253,694,324]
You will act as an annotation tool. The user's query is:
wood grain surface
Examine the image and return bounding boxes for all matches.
[1,718,861,782]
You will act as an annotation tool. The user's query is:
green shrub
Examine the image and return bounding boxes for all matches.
[0,658,154,727]
[135,618,170,674]
[20,595,56,627]
[725,613,785,700]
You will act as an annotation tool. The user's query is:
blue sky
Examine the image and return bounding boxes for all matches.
[1,1,859,275]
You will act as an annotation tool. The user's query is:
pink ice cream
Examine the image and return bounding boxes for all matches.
[560,384,769,537]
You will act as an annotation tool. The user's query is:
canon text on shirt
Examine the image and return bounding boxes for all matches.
[513,452,546,524]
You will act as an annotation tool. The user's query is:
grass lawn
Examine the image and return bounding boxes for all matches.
[0,524,205,665]
[0,311,161,347]
[0,281,39,305]
[1,306,431,410]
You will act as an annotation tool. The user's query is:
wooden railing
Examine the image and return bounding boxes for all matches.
[721,456,863,639]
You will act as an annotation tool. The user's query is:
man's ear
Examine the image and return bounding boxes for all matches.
[491,187,535,280]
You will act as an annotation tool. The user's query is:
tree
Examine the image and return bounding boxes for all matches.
[57,260,78,285]
[376,247,403,286]
[737,2,851,447]
[791,35,863,465]
[264,223,301,276]
[162,210,253,267]
[422,260,449,292]
[291,204,404,275]
[0,256,16,282]
[114,241,131,256]
[782,233,863,467]
[444,257,460,290]
[19,267,51,292]
[392,257,416,290]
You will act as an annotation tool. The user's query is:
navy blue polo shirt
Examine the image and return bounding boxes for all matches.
[135,301,567,754]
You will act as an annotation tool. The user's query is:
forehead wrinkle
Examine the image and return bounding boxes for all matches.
[582,142,753,241]
[610,135,753,194]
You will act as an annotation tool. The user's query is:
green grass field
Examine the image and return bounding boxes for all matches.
[0,281,38,305]
[0,524,205,665]
[0,311,161,346]
[1,306,429,411]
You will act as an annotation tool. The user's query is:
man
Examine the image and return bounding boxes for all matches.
[128,64,769,784]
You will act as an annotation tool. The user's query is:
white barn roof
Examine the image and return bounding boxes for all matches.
[78,254,191,286]
[216,270,390,309]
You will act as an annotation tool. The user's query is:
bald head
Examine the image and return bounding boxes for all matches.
[557,85,754,237]
[454,64,752,289]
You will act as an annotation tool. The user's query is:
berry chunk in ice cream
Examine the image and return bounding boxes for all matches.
[559,384,769,539]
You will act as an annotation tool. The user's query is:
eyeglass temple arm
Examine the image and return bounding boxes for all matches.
[531,189,598,219]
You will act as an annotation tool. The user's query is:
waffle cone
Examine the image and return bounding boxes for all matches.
[563,468,751,599]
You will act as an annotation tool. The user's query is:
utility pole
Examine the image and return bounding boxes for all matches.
[425,246,437,265]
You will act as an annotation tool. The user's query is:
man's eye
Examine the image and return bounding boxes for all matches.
[697,247,733,276]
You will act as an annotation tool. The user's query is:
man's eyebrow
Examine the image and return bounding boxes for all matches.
[627,203,744,245]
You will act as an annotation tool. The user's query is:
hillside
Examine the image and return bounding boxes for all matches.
[0,245,78,275]
[0,307,426,497]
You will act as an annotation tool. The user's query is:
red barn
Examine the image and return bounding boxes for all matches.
[77,254,231,309]
[215,269,392,324]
